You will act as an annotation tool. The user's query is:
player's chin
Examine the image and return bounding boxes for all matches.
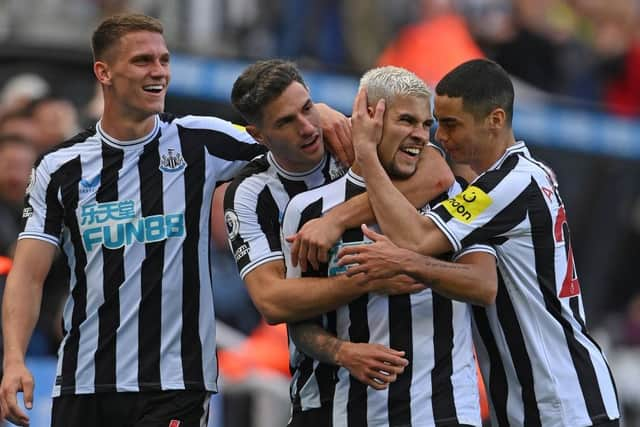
[391,164,417,180]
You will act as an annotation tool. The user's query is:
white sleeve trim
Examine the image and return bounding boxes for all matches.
[17,232,60,247]
[426,212,461,252]
[452,244,496,262]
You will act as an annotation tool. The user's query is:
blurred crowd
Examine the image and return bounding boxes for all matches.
[2,0,640,116]
[1,0,640,425]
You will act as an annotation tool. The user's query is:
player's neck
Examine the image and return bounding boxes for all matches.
[472,132,517,174]
[100,110,158,141]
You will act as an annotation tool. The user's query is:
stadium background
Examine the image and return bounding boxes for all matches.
[0,0,638,426]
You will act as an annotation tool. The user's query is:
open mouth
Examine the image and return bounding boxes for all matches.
[400,146,422,157]
[143,84,164,94]
[301,134,319,149]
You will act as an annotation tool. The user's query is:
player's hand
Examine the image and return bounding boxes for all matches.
[338,225,411,280]
[336,342,408,390]
[315,103,354,167]
[367,274,427,296]
[351,87,384,163]
[286,217,344,271]
[0,361,34,426]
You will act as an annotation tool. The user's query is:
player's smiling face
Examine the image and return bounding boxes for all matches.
[434,95,489,168]
[253,82,325,173]
[377,94,431,179]
[101,30,170,120]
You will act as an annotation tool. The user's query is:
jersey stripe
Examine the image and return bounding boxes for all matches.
[431,294,458,424]
[256,186,282,252]
[388,294,413,425]
[472,306,509,426]
[138,136,164,389]
[95,143,124,391]
[181,128,206,389]
[495,272,541,425]
[58,157,84,393]
[342,184,369,426]
[280,174,310,199]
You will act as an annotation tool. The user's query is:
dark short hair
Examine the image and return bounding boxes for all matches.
[92,13,164,61]
[436,59,514,126]
[231,59,307,125]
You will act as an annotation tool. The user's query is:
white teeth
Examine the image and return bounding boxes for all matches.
[143,85,163,91]
[302,135,317,147]
[404,147,421,155]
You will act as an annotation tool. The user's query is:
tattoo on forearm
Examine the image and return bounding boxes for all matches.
[291,321,343,365]
[425,260,468,271]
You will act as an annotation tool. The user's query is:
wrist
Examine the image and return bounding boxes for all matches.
[355,148,378,164]
[324,208,347,235]
[405,251,429,280]
[334,340,348,367]
[3,352,26,369]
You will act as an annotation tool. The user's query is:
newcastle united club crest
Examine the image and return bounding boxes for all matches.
[159,148,187,172]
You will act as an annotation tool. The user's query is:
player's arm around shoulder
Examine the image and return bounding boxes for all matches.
[1,238,57,426]
[396,144,455,208]
[243,257,369,325]
[427,247,498,306]
[177,115,256,143]
[314,102,353,167]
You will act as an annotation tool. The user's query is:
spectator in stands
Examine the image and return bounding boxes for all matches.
[277,0,347,68]
[0,73,49,118]
[462,0,565,93]
[0,111,40,148]
[0,134,37,257]
[29,97,80,153]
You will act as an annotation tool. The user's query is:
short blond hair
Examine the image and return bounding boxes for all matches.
[359,66,431,107]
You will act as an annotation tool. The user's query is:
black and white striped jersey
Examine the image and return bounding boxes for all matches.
[223,151,346,279]
[20,114,265,397]
[281,170,495,427]
[427,141,620,426]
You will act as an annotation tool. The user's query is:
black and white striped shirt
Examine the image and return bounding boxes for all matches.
[223,151,346,279]
[20,114,265,397]
[427,141,620,426]
[282,170,494,427]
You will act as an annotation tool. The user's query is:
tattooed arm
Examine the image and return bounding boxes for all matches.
[339,226,498,306]
[288,321,409,390]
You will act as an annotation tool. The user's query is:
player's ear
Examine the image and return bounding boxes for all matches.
[94,61,111,85]
[245,125,264,145]
[487,108,506,130]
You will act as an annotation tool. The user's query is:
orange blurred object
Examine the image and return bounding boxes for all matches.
[0,256,12,275]
[218,321,290,381]
[377,14,485,87]
[477,359,490,421]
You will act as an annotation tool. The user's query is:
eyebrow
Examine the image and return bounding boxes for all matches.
[274,113,295,127]
[436,116,457,125]
[273,98,312,127]
[130,52,170,62]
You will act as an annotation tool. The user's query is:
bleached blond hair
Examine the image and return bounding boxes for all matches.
[359,66,431,107]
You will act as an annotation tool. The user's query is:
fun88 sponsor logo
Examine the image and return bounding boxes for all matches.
[80,200,185,251]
